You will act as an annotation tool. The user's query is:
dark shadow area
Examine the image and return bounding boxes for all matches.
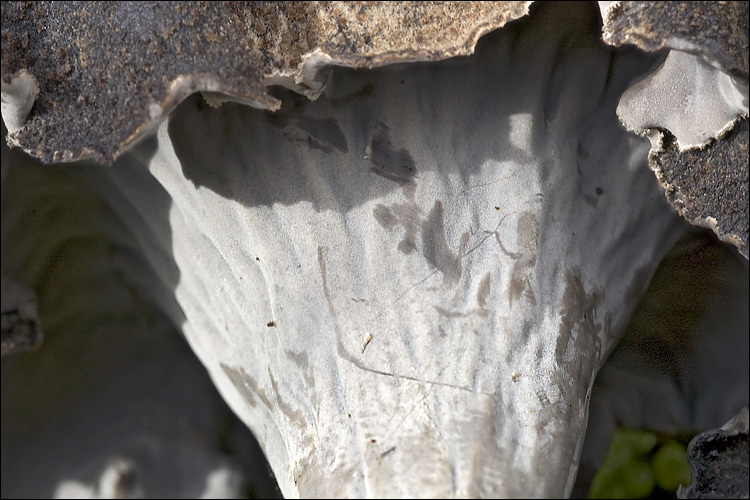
[572,228,750,498]
[169,2,664,215]
[0,125,280,497]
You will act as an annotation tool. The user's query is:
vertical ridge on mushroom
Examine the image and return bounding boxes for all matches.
[139,3,684,496]
[3,1,747,498]
[0,129,281,498]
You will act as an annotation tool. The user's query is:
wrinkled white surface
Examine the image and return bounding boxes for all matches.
[617,49,749,150]
[2,3,707,498]
[0,142,274,499]
[0,70,38,135]
[573,230,750,496]
[139,4,684,497]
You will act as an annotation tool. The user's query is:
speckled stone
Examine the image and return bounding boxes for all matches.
[678,408,749,499]
[650,119,749,259]
[602,1,748,78]
[602,1,749,259]
[0,1,530,164]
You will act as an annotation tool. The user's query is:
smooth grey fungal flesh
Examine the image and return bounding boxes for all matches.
[1,1,748,499]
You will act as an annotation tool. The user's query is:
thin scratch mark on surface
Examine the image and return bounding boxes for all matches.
[390,395,422,434]
[458,171,513,196]
[348,350,491,395]
[392,269,439,305]
[462,220,502,259]
[393,218,500,306]
[390,363,447,435]
[485,212,524,259]
[319,246,491,395]
[492,231,522,259]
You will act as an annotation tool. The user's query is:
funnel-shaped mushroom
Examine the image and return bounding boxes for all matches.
[3,1,747,498]
[129,4,684,496]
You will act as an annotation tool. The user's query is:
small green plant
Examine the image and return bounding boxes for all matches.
[652,440,691,492]
[589,429,691,499]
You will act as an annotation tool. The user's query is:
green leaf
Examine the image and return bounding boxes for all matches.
[653,440,691,491]
[589,429,658,499]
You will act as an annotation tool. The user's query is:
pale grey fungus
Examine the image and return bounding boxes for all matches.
[1,1,748,499]
[0,69,38,135]
[602,0,750,259]
[617,49,748,151]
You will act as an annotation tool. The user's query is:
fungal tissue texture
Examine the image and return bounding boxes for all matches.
[1,2,696,499]
[142,3,684,497]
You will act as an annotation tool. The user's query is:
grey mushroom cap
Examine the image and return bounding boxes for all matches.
[601,0,749,259]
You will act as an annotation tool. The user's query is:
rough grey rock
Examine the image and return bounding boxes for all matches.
[602,1,750,259]
[678,407,750,499]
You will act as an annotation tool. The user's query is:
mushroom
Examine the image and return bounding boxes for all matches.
[573,229,749,497]
[1,1,747,498]
[600,0,749,259]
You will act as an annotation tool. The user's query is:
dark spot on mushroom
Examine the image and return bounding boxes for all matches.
[267,321,276,327]
[220,363,275,410]
[367,121,417,185]
[595,187,604,195]
[434,306,466,318]
[372,204,399,230]
[292,117,348,153]
[506,212,539,305]
[372,203,420,255]
[554,267,603,415]
[477,273,491,308]
[422,200,469,286]
[263,90,348,153]
[330,83,374,107]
